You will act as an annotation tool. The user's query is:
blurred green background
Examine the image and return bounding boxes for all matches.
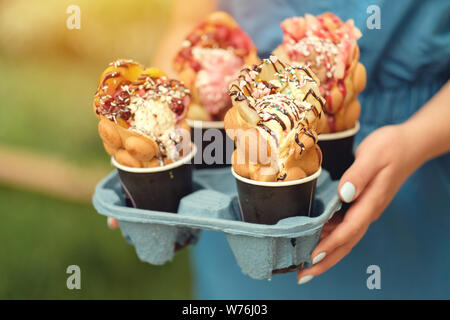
[0,0,193,299]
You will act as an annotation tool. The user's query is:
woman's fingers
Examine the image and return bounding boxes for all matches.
[298,166,393,282]
[297,217,368,283]
[107,217,119,229]
[321,211,345,238]
[338,143,385,203]
[313,169,388,257]
[310,203,370,264]
[296,126,418,284]
[297,243,354,284]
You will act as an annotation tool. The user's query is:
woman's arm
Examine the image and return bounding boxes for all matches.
[297,80,450,284]
[404,80,450,161]
[151,0,216,77]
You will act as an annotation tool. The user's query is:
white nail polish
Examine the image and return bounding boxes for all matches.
[340,182,356,203]
[298,275,314,285]
[312,252,326,265]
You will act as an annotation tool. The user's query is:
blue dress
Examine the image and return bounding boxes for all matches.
[192,0,450,299]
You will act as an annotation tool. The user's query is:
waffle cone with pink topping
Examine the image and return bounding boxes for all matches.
[173,11,260,121]
[93,59,191,168]
[273,12,366,133]
[225,56,326,182]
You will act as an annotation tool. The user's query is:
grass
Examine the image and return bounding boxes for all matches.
[0,0,172,169]
[0,57,194,297]
[0,0,194,299]
[0,184,192,299]
[0,57,110,169]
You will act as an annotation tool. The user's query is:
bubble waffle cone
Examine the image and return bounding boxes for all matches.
[173,11,260,121]
[273,12,366,133]
[93,59,191,168]
[225,56,325,182]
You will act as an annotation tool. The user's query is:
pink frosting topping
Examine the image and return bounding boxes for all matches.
[194,48,243,115]
[280,13,361,81]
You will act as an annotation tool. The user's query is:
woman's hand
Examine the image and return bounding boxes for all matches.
[107,217,119,229]
[297,80,450,284]
[297,123,426,284]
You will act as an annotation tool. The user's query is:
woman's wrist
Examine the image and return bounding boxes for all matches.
[398,81,450,164]
[397,121,430,170]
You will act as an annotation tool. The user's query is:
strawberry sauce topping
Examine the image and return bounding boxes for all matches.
[175,22,252,72]
[279,13,361,130]
[95,72,190,125]
[174,18,256,117]
[96,81,133,123]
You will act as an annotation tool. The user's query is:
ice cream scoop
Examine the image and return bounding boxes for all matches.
[173,11,260,121]
[193,47,243,116]
[225,56,325,182]
[94,59,191,167]
[273,12,366,133]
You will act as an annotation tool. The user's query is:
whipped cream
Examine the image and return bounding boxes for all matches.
[128,96,181,161]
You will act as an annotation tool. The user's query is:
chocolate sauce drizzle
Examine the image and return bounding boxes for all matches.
[101,72,120,87]
[114,61,130,68]
[278,107,294,128]
[109,59,137,69]
[268,58,286,74]
[266,113,287,130]
[294,132,306,154]
[229,57,324,161]
[303,89,324,117]
[256,95,299,133]
[230,84,249,103]
[305,128,317,143]
[261,80,279,93]
[258,123,279,146]
[294,65,315,79]
[294,127,317,155]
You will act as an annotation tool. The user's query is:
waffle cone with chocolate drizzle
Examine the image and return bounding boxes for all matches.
[225,56,326,182]
[273,12,366,133]
[93,59,191,168]
[173,11,260,121]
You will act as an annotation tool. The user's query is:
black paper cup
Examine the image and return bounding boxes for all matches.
[318,121,360,180]
[111,144,197,212]
[232,167,322,225]
[187,119,234,169]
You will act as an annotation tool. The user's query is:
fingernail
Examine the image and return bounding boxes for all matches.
[298,275,314,285]
[340,182,356,203]
[312,252,326,265]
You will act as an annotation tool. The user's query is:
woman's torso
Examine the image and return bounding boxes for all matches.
[191,0,450,299]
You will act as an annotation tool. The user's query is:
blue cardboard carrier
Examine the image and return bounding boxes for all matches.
[92,167,341,280]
